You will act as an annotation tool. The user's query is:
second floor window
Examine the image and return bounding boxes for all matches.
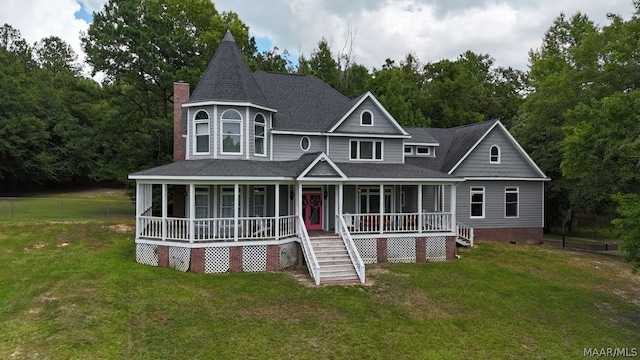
[221,109,242,154]
[254,114,266,156]
[350,140,382,161]
[194,110,209,154]
[490,145,501,163]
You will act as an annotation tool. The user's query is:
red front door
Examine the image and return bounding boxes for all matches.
[302,192,323,230]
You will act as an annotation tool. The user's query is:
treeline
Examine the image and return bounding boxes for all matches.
[1,1,639,242]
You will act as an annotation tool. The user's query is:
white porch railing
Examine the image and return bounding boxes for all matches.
[137,215,297,242]
[336,215,365,284]
[342,212,452,234]
[457,222,474,247]
[297,214,320,285]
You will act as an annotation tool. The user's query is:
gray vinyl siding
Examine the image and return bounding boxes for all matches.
[456,180,543,229]
[343,185,357,213]
[453,127,541,178]
[328,137,404,163]
[307,161,340,177]
[333,98,403,135]
[272,134,326,161]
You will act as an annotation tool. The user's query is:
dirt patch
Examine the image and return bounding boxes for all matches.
[64,188,128,199]
[108,224,134,233]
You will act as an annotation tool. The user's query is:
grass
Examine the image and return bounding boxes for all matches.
[0,193,639,359]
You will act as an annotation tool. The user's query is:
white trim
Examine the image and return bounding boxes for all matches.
[134,237,299,248]
[193,110,210,155]
[349,139,383,161]
[183,100,277,113]
[254,113,267,157]
[300,136,311,152]
[504,186,519,219]
[220,109,243,155]
[360,109,374,126]
[271,129,410,139]
[328,92,410,135]
[129,175,294,182]
[463,177,551,181]
[297,152,348,180]
[470,186,485,219]
[405,142,440,146]
[448,120,548,179]
[490,144,501,164]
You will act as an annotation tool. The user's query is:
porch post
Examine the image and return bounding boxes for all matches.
[450,184,457,232]
[162,183,168,241]
[379,184,384,234]
[234,183,239,241]
[135,182,141,238]
[275,184,280,240]
[189,183,195,243]
[418,184,423,233]
[297,182,303,229]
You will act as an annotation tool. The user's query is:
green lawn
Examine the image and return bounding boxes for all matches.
[0,199,638,358]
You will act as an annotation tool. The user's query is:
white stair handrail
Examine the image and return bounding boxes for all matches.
[337,215,366,284]
[297,215,321,285]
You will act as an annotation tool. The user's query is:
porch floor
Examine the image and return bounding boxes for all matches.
[308,231,336,238]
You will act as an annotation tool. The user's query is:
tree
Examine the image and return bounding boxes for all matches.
[81,0,254,181]
[612,193,640,273]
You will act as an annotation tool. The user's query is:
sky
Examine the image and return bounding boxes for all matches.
[0,0,636,77]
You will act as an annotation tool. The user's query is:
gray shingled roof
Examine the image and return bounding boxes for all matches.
[253,71,351,132]
[409,120,498,173]
[186,31,269,108]
[130,155,456,180]
[404,126,439,144]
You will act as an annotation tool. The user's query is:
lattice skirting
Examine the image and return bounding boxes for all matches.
[136,243,158,266]
[169,246,191,272]
[279,242,297,269]
[426,236,447,262]
[137,242,299,273]
[388,237,416,263]
[353,238,377,264]
[205,247,230,273]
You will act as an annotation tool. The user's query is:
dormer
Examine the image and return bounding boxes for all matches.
[177,30,276,161]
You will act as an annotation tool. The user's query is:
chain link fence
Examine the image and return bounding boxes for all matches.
[0,197,135,221]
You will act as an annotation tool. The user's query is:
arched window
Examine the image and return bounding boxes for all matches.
[254,113,266,156]
[221,109,242,154]
[361,110,373,126]
[490,145,501,164]
[194,110,209,154]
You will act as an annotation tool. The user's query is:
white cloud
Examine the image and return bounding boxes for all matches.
[1,0,635,77]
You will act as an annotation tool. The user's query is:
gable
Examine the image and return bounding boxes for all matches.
[329,93,408,136]
[297,153,347,180]
[451,125,545,178]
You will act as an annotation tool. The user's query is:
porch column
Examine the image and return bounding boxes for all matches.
[135,182,141,238]
[189,183,195,243]
[275,184,280,240]
[418,184,423,233]
[450,184,457,232]
[234,183,239,241]
[379,184,384,234]
[296,182,303,224]
[162,183,168,241]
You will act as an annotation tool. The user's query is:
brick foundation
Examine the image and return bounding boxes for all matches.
[158,245,169,268]
[474,227,543,244]
[229,246,243,272]
[266,245,279,271]
[415,237,426,262]
[445,236,456,260]
[190,248,205,273]
[376,238,388,263]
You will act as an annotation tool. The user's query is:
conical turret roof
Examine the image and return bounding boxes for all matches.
[186,30,269,107]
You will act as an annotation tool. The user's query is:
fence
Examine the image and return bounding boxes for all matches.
[0,197,135,220]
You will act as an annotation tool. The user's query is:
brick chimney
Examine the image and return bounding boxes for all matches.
[173,82,189,162]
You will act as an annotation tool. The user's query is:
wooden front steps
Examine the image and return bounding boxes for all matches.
[309,235,359,284]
